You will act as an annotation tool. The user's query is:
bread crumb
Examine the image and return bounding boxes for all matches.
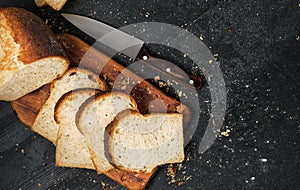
[159,81,166,88]
[178,91,183,97]
[167,165,177,175]
[259,158,267,162]
[220,129,231,137]
[199,35,204,41]
[184,175,192,181]
[227,28,233,33]
[167,164,177,184]
[178,181,185,186]
[177,163,183,170]
[154,75,160,81]
[37,182,42,187]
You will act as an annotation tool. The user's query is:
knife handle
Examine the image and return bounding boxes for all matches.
[135,48,202,90]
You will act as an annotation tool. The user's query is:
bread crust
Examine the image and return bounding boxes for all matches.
[106,110,184,173]
[49,67,107,94]
[54,88,102,124]
[105,109,139,171]
[0,8,67,65]
[75,92,137,134]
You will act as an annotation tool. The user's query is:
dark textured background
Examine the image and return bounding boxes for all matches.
[0,0,299,189]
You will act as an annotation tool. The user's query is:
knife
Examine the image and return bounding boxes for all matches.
[62,13,201,90]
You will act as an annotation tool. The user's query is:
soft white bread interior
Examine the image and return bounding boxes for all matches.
[107,110,184,173]
[0,7,69,101]
[32,68,107,144]
[76,92,138,174]
[54,89,102,169]
[45,0,68,11]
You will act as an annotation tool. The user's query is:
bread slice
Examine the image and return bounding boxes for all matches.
[45,0,68,11]
[32,68,107,144]
[0,8,69,101]
[76,92,138,174]
[34,0,47,7]
[107,110,184,173]
[54,89,103,169]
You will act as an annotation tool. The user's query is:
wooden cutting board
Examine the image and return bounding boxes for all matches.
[11,33,191,190]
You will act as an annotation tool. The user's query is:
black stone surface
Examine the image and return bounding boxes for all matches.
[0,0,299,189]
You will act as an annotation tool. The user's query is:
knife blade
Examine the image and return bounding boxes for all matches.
[62,13,201,90]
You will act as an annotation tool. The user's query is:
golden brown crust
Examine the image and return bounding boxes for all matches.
[0,7,67,65]
[105,109,138,137]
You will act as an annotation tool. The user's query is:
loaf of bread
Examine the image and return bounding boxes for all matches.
[76,92,138,174]
[32,68,107,144]
[107,110,184,173]
[0,8,69,101]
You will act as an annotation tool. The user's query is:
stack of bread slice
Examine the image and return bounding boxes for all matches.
[54,89,184,173]
[37,69,184,173]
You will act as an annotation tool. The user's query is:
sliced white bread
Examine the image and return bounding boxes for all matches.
[45,0,68,11]
[107,110,184,173]
[0,8,69,101]
[32,68,107,144]
[54,89,103,169]
[76,92,138,174]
